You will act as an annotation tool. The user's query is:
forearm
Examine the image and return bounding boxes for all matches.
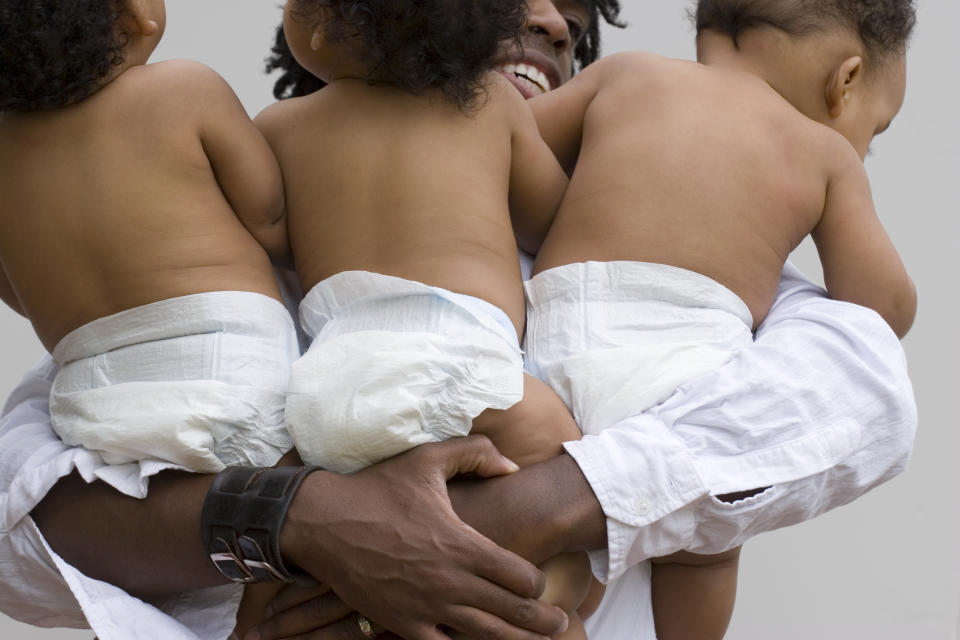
[449,453,607,564]
[31,469,225,600]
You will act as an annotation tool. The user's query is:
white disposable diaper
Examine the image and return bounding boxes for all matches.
[524,261,754,434]
[50,291,299,473]
[286,271,523,473]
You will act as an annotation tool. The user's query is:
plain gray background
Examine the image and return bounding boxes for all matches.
[1,1,957,638]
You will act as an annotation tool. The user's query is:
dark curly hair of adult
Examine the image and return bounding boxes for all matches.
[577,0,624,71]
[0,0,127,112]
[281,0,528,109]
[267,0,625,100]
[694,0,916,64]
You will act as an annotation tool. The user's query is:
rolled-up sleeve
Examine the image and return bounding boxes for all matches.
[564,263,916,582]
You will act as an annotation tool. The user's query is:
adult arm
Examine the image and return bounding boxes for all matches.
[0,358,236,637]
[2,364,567,639]
[453,263,916,581]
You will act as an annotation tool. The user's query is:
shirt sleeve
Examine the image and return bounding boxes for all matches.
[563,262,917,582]
[0,358,241,639]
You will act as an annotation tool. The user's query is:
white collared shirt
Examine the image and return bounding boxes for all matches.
[0,264,916,639]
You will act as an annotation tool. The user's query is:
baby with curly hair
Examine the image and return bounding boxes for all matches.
[523,0,918,637]
[0,0,297,473]
[247,0,599,637]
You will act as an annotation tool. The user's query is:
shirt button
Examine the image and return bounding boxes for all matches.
[635,497,651,514]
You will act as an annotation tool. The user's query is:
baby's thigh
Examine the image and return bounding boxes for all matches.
[472,373,580,468]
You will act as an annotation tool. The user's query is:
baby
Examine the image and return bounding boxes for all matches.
[525,0,917,637]
[0,0,296,475]
[250,0,594,636]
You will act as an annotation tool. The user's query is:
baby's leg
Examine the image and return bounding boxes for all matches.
[473,374,592,639]
[651,546,742,640]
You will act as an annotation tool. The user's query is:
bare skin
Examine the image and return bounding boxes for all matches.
[526,27,916,640]
[241,5,581,634]
[29,2,596,639]
[531,38,915,337]
[255,72,566,340]
[0,42,287,351]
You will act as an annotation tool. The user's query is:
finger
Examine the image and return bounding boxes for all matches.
[439,571,568,638]
[245,591,354,640]
[447,574,568,638]
[305,615,446,640]
[267,584,333,616]
[444,604,563,640]
[432,434,520,480]
[466,535,547,600]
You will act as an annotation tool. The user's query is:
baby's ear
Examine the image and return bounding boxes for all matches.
[824,56,863,119]
[119,0,161,37]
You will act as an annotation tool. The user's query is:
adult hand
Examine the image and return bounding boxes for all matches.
[243,584,402,640]
[280,435,569,640]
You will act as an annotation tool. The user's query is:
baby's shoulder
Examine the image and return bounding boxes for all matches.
[794,116,865,178]
[117,60,241,113]
[481,72,538,125]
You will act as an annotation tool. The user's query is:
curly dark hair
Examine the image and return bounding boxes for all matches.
[576,0,624,70]
[281,0,528,109]
[267,0,625,100]
[0,0,127,112]
[694,0,916,63]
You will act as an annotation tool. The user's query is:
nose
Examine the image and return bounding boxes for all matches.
[525,0,572,55]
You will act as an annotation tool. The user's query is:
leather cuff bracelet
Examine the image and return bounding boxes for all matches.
[201,465,321,585]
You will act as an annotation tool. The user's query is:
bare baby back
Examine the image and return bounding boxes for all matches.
[0,60,284,352]
[533,53,852,328]
[256,72,566,339]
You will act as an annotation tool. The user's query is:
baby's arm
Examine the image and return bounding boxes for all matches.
[499,80,569,255]
[185,63,289,265]
[527,52,644,173]
[814,143,916,337]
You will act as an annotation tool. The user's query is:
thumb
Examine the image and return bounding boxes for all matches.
[435,434,520,480]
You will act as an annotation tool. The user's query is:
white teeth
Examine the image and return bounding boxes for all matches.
[496,62,552,93]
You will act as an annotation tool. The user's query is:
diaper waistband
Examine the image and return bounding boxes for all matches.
[525,261,753,327]
[52,291,295,365]
[300,270,518,344]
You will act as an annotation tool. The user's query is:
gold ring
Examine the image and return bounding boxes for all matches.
[356,614,375,638]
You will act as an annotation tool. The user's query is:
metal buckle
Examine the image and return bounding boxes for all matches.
[237,535,293,583]
[210,552,257,583]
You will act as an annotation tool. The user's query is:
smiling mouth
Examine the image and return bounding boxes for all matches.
[495,62,553,97]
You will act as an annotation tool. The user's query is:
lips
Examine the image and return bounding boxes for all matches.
[495,62,553,97]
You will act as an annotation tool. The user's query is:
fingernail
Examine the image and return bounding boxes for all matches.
[502,456,520,472]
[558,609,569,632]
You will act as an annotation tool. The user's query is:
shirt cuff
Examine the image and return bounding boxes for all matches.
[563,414,707,581]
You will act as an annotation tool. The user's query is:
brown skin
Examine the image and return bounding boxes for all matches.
[235,376,593,640]
[267,0,569,340]
[31,2,602,640]
[0,1,288,351]
[254,72,566,340]
[242,2,579,636]
[523,26,914,640]
[33,436,572,640]
[532,34,914,337]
